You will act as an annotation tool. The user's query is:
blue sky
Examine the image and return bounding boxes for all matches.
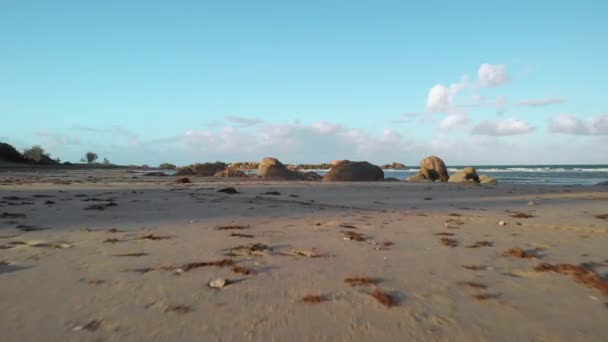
[1,1,607,165]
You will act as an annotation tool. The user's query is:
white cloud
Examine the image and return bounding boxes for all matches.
[472,118,534,136]
[478,63,509,88]
[225,116,263,127]
[439,113,470,131]
[426,82,467,113]
[549,113,608,135]
[517,98,567,107]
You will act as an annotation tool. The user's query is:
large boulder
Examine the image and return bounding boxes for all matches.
[448,167,479,183]
[322,161,384,182]
[329,160,349,168]
[406,173,429,182]
[479,175,498,184]
[214,169,247,178]
[191,162,226,177]
[258,158,305,180]
[419,156,449,182]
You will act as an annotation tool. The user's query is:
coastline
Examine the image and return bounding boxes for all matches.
[1,169,607,341]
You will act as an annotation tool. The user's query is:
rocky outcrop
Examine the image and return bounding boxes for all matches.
[303,171,323,181]
[175,167,196,176]
[382,162,406,169]
[214,169,247,178]
[258,158,305,180]
[479,175,498,184]
[192,162,226,177]
[448,167,479,183]
[176,177,191,183]
[329,160,349,168]
[406,156,449,182]
[322,161,384,182]
[597,181,608,186]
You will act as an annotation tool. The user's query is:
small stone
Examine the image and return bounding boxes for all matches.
[208,278,227,289]
[498,221,507,226]
[528,201,536,206]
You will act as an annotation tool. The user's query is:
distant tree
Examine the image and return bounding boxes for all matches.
[159,163,176,170]
[80,158,86,163]
[0,142,25,162]
[85,152,98,164]
[103,157,110,165]
[23,145,48,163]
[55,157,61,163]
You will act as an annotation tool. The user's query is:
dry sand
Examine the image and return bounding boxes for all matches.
[1,169,607,341]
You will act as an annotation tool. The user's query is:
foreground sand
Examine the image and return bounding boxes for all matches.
[1,169,607,341]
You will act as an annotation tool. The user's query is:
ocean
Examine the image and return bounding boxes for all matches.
[300,165,608,186]
[157,165,608,186]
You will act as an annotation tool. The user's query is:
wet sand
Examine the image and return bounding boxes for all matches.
[1,169,607,341]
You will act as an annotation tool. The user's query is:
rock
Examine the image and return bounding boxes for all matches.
[214,169,247,178]
[322,161,384,182]
[303,171,323,181]
[384,177,401,182]
[448,167,480,183]
[419,156,449,182]
[406,173,429,182]
[329,160,349,168]
[382,162,406,169]
[176,177,191,184]
[143,171,167,177]
[258,158,305,180]
[498,221,507,226]
[597,181,608,186]
[208,278,227,289]
[191,162,226,177]
[405,156,449,182]
[217,187,238,194]
[175,167,196,176]
[479,175,498,184]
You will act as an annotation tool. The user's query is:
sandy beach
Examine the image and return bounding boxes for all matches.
[1,169,607,341]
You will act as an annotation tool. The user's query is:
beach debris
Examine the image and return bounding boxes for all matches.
[459,281,488,289]
[371,288,395,308]
[434,232,455,236]
[231,265,254,275]
[0,212,26,219]
[112,252,148,257]
[44,200,55,205]
[448,213,462,217]
[106,228,123,233]
[509,212,535,219]
[229,243,271,256]
[84,202,117,210]
[229,232,254,238]
[342,231,365,241]
[176,177,191,184]
[183,259,235,271]
[339,224,357,229]
[462,265,487,271]
[217,187,238,194]
[103,238,120,243]
[208,278,228,289]
[424,197,432,201]
[344,277,381,286]
[534,263,608,296]
[16,224,49,232]
[503,247,543,259]
[139,234,171,240]
[299,294,327,304]
[288,248,331,258]
[466,241,494,248]
[165,305,192,314]
[216,224,249,230]
[72,319,103,332]
[594,213,608,221]
[472,293,501,301]
[497,221,507,226]
[88,280,105,285]
[263,191,281,195]
[440,238,459,247]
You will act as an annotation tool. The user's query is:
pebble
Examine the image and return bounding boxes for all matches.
[498,221,507,226]
[208,278,227,289]
[528,201,536,206]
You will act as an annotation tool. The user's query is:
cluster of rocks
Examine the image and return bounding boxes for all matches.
[167,155,497,184]
[406,156,497,184]
[381,162,407,170]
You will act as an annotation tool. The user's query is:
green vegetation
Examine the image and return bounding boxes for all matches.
[159,162,177,170]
